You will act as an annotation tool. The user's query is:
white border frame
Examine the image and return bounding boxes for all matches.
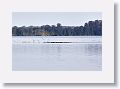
[0,0,114,83]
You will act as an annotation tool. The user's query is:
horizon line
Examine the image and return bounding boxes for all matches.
[12,19,102,27]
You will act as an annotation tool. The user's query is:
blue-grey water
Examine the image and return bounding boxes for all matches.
[12,36,102,71]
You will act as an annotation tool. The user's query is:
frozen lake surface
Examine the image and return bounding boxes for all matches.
[12,36,102,44]
[12,36,102,71]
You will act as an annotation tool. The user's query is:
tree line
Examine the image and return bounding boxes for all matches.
[12,20,102,36]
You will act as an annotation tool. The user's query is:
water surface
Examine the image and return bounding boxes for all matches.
[12,36,102,71]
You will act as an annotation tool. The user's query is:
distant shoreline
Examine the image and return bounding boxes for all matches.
[12,20,102,36]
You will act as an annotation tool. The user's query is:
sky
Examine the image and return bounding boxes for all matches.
[12,12,102,26]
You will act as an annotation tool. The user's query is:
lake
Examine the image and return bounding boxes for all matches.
[12,36,102,71]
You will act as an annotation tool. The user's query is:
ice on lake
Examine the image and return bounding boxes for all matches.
[12,36,102,71]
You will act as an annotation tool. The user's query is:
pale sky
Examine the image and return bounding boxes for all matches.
[12,12,102,26]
